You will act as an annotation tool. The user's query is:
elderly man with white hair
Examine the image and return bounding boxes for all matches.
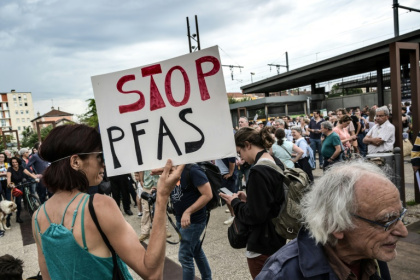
[256,160,407,279]
[363,106,395,154]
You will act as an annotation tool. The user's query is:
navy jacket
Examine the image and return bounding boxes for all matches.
[256,228,391,280]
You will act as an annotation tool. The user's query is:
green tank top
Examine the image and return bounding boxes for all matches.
[34,193,133,279]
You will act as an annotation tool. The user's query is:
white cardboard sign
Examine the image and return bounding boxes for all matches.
[92,46,236,176]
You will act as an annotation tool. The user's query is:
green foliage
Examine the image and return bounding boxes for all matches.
[406,200,418,206]
[21,125,53,148]
[228,96,252,104]
[78,98,98,128]
[329,83,363,97]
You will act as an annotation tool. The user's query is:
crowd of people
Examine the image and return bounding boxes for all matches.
[0,144,48,237]
[0,98,413,279]
[236,102,411,173]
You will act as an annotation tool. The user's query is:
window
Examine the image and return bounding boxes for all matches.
[25,110,29,114]
[23,95,27,100]
[14,102,17,107]
[19,103,22,107]
[18,96,21,100]
[18,126,21,131]
[22,119,25,123]
[16,118,19,122]
[24,103,27,106]
[15,110,18,114]
[1,120,5,127]
[27,118,30,122]
[20,110,23,114]
[13,96,16,101]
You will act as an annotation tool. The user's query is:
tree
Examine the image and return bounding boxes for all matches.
[21,125,53,148]
[78,98,98,128]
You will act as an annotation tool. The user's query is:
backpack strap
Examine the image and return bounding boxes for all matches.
[88,194,125,279]
[254,159,284,175]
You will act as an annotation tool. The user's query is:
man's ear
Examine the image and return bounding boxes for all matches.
[70,155,81,171]
[332,231,344,240]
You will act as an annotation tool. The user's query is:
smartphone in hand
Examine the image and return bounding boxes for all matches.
[219,187,233,196]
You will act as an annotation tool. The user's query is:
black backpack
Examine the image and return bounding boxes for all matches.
[185,161,223,211]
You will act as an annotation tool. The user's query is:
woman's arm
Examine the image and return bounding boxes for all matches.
[23,169,39,180]
[6,171,12,187]
[32,217,51,280]
[291,144,304,163]
[96,160,183,279]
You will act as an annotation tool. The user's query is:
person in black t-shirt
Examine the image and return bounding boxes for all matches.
[7,157,39,223]
[170,164,213,280]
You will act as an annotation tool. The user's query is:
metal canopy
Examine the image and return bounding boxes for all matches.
[241,29,420,94]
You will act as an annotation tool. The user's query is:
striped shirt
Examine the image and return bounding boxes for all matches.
[365,120,395,154]
[411,131,420,166]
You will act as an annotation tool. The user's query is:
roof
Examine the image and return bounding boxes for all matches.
[31,108,73,122]
[241,29,420,94]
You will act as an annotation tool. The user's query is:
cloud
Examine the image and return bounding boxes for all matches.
[0,0,419,116]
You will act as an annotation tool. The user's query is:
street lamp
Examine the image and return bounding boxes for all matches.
[250,72,255,83]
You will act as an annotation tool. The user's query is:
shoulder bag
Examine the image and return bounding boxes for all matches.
[88,194,125,280]
[227,217,250,249]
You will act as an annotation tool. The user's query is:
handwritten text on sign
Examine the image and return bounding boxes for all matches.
[92,46,236,176]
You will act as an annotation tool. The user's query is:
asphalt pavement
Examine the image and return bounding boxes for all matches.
[1,159,419,280]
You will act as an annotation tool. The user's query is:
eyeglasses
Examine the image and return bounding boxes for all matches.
[51,151,104,164]
[352,208,407,231]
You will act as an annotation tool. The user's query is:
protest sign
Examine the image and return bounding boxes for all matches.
[92,46,236,176]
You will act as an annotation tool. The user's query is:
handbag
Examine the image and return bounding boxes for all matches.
[227,217,250,249]
[88,194,125,280]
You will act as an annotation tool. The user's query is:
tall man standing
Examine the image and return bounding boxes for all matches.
[363,106,395,154]
[170,164,213,280]
[308,111,324,169]
[25,143,49,203]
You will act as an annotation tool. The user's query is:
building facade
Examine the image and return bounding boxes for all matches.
[0,89,35,141]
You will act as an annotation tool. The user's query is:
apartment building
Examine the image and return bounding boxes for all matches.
[0,89,35,141]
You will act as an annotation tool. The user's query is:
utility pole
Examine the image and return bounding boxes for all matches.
[392,0,420,37]
[268,52,289,75]
[186,15,201,53]
[222,65,244,80]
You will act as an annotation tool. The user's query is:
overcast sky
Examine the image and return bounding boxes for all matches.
[0,0,419,117]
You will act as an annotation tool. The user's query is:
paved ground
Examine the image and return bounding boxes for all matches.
[1,159,419,279]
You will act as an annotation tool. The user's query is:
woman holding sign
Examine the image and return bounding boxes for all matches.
[32,124,183,280]
[220,127,286,279]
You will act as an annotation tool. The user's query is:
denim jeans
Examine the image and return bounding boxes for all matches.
[357,133,367,157]
[310,138,323,166]
[177,221,212,280]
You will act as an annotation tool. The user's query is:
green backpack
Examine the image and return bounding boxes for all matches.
[254,160,310,240]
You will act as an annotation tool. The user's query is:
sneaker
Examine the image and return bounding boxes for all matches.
[166,231,172,238]
[225,209,230,213]
[138,234,150,242]
[0,230,4,237]
[138,212,143,217]
[224,216,234,225]
[319,165,323,169]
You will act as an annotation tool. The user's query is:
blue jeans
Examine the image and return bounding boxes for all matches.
[310,138,323,166]
[357,133,367,157]
[177,221,212,280]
